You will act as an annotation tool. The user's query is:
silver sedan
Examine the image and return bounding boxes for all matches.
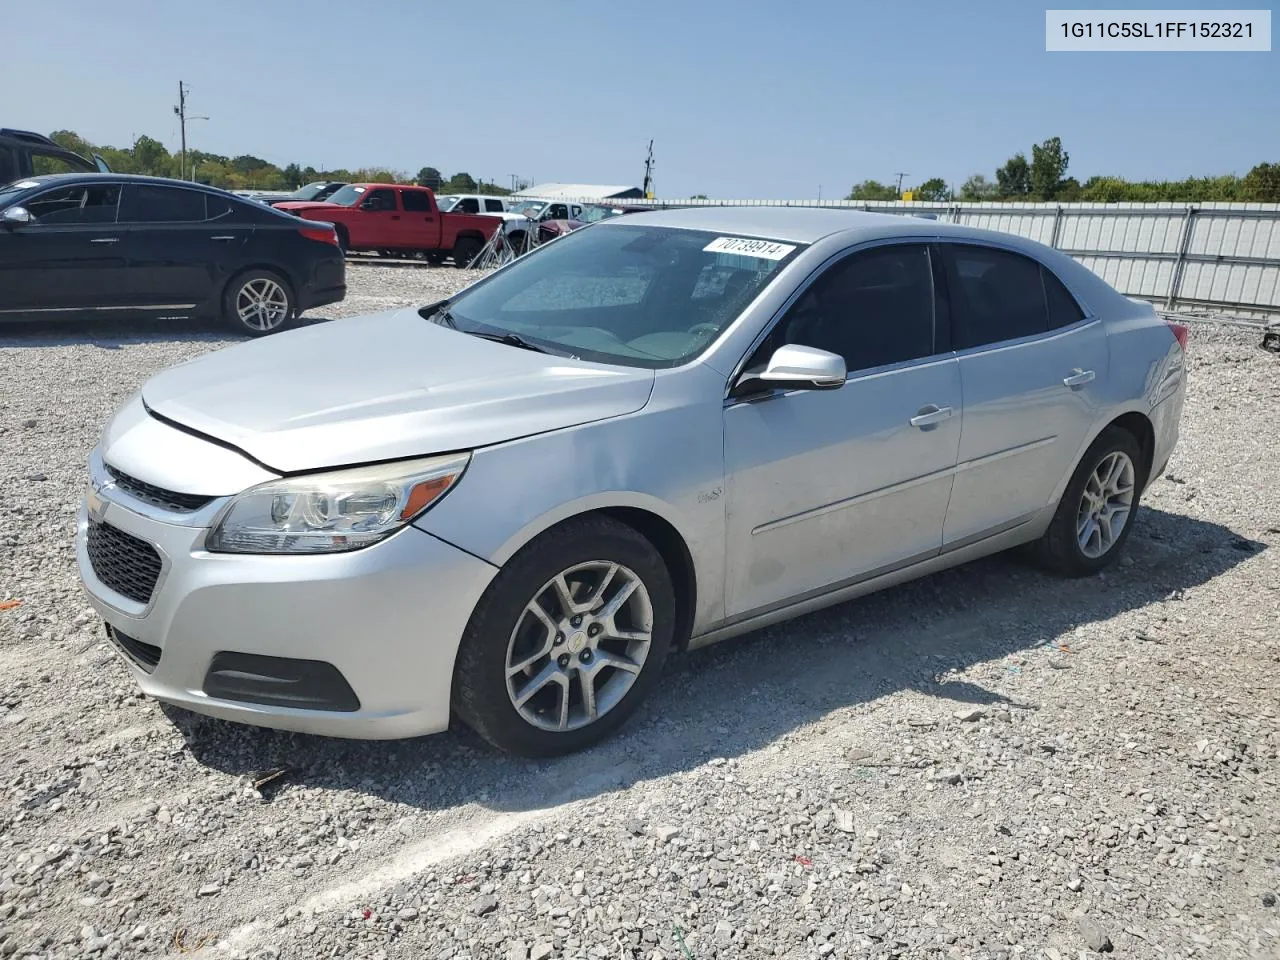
[76,207,1187,756]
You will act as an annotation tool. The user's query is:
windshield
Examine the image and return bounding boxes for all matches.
[325,184,367,207]
[289,182,329,201]
[509,200,546,217]
[0,181,36,207]
[430,224,803,369]
[436,195,459,212]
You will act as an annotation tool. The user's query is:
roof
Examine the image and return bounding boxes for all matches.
[511,183,643,200]
[611,205,947,244]
[3,172,236,192]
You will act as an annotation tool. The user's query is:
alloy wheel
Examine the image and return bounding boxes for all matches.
[504,561,653,733]
[1076,450,1136,558]
[235,278,290,332]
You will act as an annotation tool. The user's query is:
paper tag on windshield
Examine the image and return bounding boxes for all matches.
[703,236,796,260]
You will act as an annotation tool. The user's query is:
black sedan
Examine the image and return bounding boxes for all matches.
[0,174,345,336]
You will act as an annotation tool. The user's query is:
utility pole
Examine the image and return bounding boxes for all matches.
[894,171,909,195]
[173,82,208,181]
[642,140,655,199]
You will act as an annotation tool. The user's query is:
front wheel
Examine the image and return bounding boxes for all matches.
[222,269,294,337]
[453,517,675,756]
[1031,426,1145,576]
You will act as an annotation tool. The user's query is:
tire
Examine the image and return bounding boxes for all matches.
[222,268,295,337]
[333,225,350,255]
[452,236,482,268]
[1030,425,1146,577]
[453,516,675,757]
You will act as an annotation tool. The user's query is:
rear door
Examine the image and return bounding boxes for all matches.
[398,188,440,248]
[940,242,1109,546]
[0,181,127,314]
[118,183,246,309]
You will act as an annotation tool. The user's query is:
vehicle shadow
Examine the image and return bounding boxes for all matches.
[0,313,336,348]
[171,505,1265,816]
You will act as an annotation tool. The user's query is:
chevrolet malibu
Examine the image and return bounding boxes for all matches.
[77,208,1187,756]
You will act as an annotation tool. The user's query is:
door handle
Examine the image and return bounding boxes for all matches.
[89,237,120,244]
[1063,369,1096,388]
[210,235,236,242]
[910,405,954,428]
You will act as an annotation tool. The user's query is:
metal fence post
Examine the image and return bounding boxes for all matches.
[1165,206,1198,311]
[1049,206,1064,249]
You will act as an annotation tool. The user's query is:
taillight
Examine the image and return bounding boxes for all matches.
[299,226,338,246]
[1165,319,1189,351]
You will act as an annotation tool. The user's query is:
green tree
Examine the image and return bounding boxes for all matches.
[845,179,898,201]
[959,174,996,200]
[445,172,478,193]
[1242,162,1280,202]
[282,163,303,187]
[416,166,443,188]
[913,177,950,201]
[995,153,1031,198]
[1055,176,1082,201]
[1030,136,1070,200]
[50,130,95,159]
[691,194,709,200]
[130,135,172,176]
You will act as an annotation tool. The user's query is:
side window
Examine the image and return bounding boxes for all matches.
[546,203,569,219]
[1043,267,1085,328]
[484,198,504,212]
[0,147,16,185]
[456,197,480,214]
[30,152,91,176]
[205,194,239,221]
[946,244,1049,349]
[119,184,206,223]
[363,188,397,212]
[754,244,937,373]
[25,184,121,224]
[401,191,431,213]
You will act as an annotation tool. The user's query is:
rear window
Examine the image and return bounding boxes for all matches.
[437,225,804,369]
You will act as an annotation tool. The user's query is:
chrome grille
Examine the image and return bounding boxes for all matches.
[106,466,214,513]
[86,520,162,605]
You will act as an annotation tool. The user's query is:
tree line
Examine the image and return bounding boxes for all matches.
[47,131,512,196]
[847,137,1280,203]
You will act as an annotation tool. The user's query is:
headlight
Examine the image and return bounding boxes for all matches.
[205,453,470,555]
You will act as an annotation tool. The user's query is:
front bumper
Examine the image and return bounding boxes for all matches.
[76,450,498,739]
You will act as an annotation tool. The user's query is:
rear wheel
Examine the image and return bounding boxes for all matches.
[452,236,482,268]
[222,269,294,337]
[1031,426,1145,576]
[453,517,674,757]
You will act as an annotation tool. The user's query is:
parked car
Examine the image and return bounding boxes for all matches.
[267,181,348,206]
[0,128,108,185]
[0,173,345,335]
[535,203,648,243]
[76,208,1186,756]
[503,198,585,250]
[276,183,500,266]
[437,194,512,214]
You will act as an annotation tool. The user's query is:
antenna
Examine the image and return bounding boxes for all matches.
[642,140,655,199]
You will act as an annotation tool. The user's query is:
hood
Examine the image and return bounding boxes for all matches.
[140,308,656,473]
[273,201,341,217]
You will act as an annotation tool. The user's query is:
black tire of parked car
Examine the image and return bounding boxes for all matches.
[333,225,350,255]
[452,236,482,269]
[452,516,676,757]
[1030,425,1146,577]
[221,268,296,338]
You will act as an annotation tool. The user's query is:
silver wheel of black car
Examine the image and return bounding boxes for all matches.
[224,269,294,336]
[453,516,675,756]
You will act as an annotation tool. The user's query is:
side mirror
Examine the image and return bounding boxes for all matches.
[731,344,846,398]
[1,206,32,227]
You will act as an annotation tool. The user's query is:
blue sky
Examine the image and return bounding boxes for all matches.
[3,0,1275,197]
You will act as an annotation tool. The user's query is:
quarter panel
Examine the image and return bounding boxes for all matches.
[414,363,729,632]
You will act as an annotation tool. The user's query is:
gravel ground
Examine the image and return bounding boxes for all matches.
[1,265,1278,960]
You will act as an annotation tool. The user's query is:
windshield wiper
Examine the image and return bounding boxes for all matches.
[466,331,552,354]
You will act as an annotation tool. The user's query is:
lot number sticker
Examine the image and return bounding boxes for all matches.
[703,236,797,260]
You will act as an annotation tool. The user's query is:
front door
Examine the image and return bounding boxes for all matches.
[0,181,126,315]
[358,187,404,248]
[939,243,1110,545]
[723,242,962,618]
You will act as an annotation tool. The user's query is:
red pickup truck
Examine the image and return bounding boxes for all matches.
[276,183,499,267]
